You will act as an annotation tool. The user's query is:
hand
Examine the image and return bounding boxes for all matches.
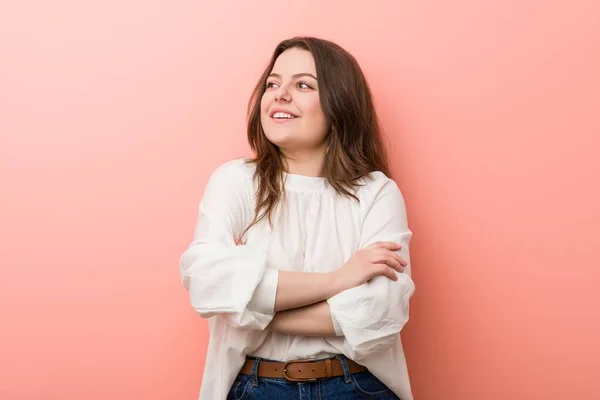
[330,241,407,292]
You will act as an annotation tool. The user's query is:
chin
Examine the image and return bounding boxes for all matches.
[265,135,294,150]
[263,128,294,146]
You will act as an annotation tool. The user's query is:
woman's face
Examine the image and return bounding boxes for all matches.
[260,48,329,154]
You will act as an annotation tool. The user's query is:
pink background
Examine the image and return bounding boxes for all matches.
[1,1,598,399]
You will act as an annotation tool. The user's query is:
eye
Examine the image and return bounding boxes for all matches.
[266,81,279,89]
[297,81,313,89]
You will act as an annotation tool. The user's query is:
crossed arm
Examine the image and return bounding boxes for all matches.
[264,271,338,336]
[256,240,408,337]
[180,163,414,356]
[269,299,336,337]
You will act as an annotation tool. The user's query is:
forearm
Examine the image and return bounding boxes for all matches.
[273,271,342,312]
[267,301,338,337]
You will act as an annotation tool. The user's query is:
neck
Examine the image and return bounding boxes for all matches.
[281,146,327,177]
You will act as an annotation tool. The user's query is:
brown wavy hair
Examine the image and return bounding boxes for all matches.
[242,36,390,238]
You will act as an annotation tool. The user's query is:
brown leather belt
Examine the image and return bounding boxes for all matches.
[239,357,367,382]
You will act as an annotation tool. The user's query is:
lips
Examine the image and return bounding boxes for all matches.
[272,112,296,120]
[269,108,299,119]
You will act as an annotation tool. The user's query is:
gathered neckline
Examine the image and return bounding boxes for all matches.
[282,171,329,192]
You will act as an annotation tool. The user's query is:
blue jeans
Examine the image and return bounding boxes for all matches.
[227,356,400,400]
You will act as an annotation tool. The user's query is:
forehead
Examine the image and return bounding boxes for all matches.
[271,48,316,76]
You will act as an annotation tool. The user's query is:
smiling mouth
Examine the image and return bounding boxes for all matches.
[271,112,298,120]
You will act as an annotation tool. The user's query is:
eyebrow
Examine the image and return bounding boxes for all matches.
[268,72,318,80]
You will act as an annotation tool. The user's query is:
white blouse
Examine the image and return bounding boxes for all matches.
[179,158,416,400]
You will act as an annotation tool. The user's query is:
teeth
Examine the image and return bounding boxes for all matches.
[273,112,295,119]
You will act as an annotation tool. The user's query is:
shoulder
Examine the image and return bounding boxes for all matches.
[209,157,255,182]
[351,172,410,234]
[355,171,402,201]
[202,157,256,201]
[352,171,407,215]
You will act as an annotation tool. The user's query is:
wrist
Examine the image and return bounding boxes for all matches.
[326,270,346,298]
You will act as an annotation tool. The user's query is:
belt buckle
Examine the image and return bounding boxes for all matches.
[282,359,317,382]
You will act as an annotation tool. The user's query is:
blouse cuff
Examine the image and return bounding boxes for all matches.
[327,298,345,336]
[247,268,279,315]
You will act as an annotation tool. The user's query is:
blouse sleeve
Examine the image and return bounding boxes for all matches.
[327,175,416,361]
[179,160,279,331]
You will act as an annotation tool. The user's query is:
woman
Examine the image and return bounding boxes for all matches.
[180,36,415,400]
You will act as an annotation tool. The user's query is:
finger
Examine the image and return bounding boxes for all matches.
[384,266,399,280]
[372,251,403,272]
[385,256,405,273]
[389,251,408,267]
[376,249,406,267]
[373,264,399,281]
[373,241,402,251]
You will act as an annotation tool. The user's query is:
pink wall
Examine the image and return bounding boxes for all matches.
[1,1,598,399]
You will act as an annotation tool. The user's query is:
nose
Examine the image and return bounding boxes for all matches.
[274,84,291,102]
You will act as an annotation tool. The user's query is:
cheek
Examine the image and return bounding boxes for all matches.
[301,99,328,130]
[259,94,272,126]
[260,94,270,115]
